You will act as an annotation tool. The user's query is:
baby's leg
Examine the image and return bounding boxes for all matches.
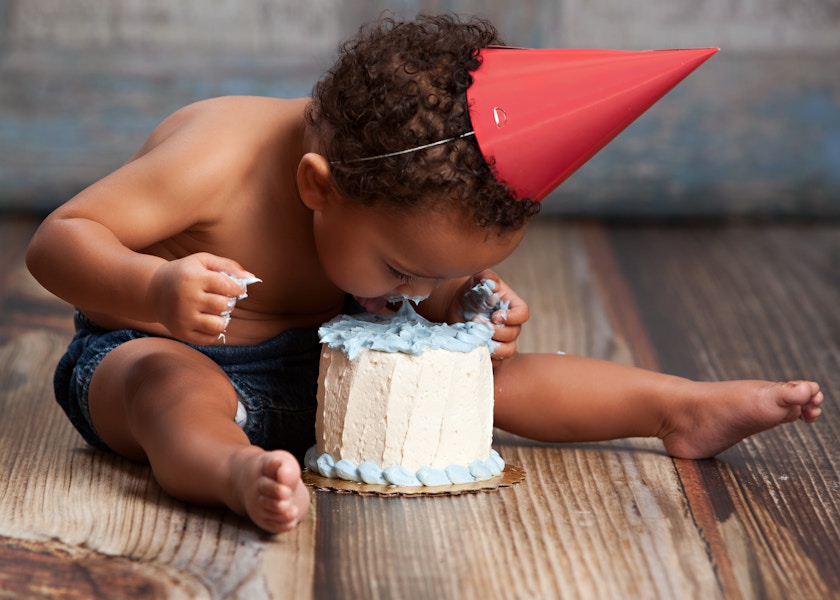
[87,337,309,533]
[492,353,823,458]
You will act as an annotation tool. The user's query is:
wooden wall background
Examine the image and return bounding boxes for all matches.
[1,0,839,218]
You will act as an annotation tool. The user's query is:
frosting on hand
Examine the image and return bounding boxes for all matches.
[461,279,510,326]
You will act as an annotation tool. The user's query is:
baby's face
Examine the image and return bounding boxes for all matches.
[311,198,524,308]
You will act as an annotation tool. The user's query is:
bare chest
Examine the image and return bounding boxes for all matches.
[150,195,345,341]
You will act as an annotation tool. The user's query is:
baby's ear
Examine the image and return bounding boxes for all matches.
[297,153,336,211]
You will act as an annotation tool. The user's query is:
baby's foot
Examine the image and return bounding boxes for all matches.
[660,380,824,459]
[230,448,311,533]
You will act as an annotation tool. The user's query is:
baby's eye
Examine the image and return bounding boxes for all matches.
[387,265,415,284]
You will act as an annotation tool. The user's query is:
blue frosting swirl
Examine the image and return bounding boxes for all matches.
[461,279,510,325]
[304,446,506,487]
[319,298,498,360]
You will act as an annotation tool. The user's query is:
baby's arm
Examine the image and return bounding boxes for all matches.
[26,108,254,344]
[27,198,251,345]
[28,207,164,321]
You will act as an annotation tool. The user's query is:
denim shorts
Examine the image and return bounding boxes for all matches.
[54,301,361,461]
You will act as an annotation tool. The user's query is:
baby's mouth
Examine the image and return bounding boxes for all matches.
[353,296,388,313]
[353,294,429,313]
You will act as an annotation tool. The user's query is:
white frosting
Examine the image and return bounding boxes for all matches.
[217,272,262,344]
[310,343,500,487]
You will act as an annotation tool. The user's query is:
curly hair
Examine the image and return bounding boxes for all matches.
[306,14,540,232]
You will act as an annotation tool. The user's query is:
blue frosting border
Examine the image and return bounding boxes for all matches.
[304,446,506,487]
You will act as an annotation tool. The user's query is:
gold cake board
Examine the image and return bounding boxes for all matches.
[303,464,525,497]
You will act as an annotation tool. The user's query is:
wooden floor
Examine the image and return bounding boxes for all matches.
[1,215,838,599]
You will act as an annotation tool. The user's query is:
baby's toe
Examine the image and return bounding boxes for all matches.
[278,500,299,522]
[276,456,302,486]
[801,405,822,424]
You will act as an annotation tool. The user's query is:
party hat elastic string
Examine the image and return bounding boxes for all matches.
[331,131,476,165]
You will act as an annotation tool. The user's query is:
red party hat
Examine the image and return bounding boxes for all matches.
[467,46,718,201]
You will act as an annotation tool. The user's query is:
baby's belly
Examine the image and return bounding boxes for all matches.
[81,306,342,346]
[220,309,342,345]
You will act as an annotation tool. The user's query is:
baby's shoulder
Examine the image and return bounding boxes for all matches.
[171,96,304,133]
[145,96,301,148]
[137,96,302,173]
[116,96,306,218]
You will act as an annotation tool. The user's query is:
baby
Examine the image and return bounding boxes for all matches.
[26,14,822,533]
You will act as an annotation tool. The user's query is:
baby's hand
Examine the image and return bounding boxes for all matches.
[454,269,529,361]
[148,253,259,345]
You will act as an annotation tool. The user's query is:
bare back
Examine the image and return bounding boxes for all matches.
[29,96,345,344]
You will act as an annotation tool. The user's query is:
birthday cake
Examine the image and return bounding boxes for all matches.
[304,282,507,487]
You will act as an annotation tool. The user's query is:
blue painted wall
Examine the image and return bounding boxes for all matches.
[1,1,838,218]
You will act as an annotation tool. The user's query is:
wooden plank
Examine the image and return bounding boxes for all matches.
[581,224,746,598]
[313,441,723,600]
[600,223,840,599]
[0,535,206,599]
[4,215,838,599]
